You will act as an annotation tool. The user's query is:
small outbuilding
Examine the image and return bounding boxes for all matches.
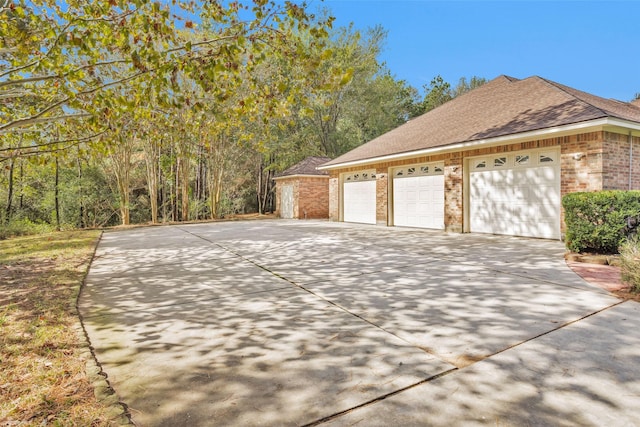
[274,156,331,219]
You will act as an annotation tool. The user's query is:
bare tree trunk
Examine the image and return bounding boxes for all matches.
[77,150,85,228]
[143,137,161,224]
[109,131,134,226]
[54,157,60,231]
[5,157,14,224]
[179,154,190,222]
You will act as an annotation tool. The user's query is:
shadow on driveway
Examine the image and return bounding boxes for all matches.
[80,220,638,426]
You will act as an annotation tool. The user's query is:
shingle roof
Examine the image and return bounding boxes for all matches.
[322,75,640,167]
[277,156,332,177]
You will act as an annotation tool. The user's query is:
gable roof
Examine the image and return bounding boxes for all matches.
[276,156,332,177]
[321,75,640,168]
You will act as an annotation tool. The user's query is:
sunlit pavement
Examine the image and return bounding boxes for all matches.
[80,220,640,426]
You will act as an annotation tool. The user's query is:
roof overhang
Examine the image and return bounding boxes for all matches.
[318,117,640,171]
[273,174,330,181]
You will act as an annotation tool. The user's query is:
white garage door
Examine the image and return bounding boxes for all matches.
[280,184,294,219]
[393,163,445,229]
[343,171,377,224]
[469,149,561,239]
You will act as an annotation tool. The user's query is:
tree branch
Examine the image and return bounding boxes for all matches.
[0,128,108,152]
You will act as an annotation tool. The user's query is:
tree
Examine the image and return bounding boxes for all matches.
[420,75,487,114]
[0,1,333,157]
[421,75,453,113]
[452,76,488,98]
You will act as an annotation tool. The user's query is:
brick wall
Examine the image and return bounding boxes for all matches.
[297,177,330,219]
[325,130,635,236]
[375,173,388,224]
[444,153,463,233]
[602,132,640,190]
[559,132,604,193]
[275,176,329,219]
[329,178,339,221]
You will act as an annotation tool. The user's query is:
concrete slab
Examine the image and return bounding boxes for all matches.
[80,220,635,426]
[300,261,619,366]
[82,287,451,426]
[323,301,640,427]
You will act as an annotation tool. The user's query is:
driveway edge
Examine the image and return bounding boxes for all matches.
[75,230,134,426]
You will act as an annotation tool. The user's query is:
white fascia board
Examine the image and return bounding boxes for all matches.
[317,118,639,171]
[273,174,330,181]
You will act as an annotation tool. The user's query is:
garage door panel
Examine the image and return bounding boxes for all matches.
[344,180,376,225]
[393,173,444,230]
[470,150,560,239]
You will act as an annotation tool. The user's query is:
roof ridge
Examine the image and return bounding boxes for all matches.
[535,76,610,117]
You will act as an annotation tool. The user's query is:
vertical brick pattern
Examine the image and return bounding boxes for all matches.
[602,132,640,190]
[329,177,339,221]
[376,172,388,225]
[444,153,463,233]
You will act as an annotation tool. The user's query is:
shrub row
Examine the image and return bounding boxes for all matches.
[0,218,55,240]
[562,190,640,254]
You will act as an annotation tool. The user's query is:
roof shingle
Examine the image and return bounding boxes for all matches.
[277,156,332,177]
[322,75,640,167]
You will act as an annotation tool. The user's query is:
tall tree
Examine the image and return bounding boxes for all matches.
[421,75,453,113]
[420,75,487,114]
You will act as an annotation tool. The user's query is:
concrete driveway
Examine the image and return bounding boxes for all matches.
[80,220,640,426]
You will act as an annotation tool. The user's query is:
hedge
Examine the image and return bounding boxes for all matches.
[562,190,640,254]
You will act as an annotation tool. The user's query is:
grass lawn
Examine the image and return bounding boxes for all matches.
[0,230,127,426]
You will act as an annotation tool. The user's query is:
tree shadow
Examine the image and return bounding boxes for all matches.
[81,221,628,426]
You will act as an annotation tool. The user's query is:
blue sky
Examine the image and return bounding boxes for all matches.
[313,0,640,101]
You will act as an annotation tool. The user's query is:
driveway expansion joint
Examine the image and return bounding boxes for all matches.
[302,367,458,427]
[81,222,636,426]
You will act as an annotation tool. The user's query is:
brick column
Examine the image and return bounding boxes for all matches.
[376,173,388,225]
[444,154,463,233]
[328,177,339,221]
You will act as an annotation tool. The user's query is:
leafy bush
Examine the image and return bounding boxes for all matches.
[0,218,55,240]
[620,237,640,292]
[563,190,640,253]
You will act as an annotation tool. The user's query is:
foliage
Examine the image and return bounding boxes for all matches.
[562,190,640,253]
[620,236,640,292]
[0,218,54,240]
[420,75,487,113]
[1,0,334,159]
[0,2,445,228]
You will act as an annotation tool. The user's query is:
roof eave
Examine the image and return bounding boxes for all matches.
[318,117,640,171]
[273,174,330,180]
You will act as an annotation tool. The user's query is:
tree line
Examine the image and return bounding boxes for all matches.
[0,0,485,232]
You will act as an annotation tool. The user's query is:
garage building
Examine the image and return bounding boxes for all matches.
[318,75,640,239]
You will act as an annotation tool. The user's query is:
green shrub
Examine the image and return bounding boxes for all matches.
[620,236,640,292]
[562,190,640,254]
[0,218,55,240]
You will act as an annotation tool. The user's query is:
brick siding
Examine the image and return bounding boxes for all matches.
[326,131,638,236]
[297,177,330,219]
[275,176,329,219]
[329,178,339,221]
[375,173,388,224]
[602,132,640,190]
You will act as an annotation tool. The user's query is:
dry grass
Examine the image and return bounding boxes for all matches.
[0,230,122,426]
[620,237,640,294]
